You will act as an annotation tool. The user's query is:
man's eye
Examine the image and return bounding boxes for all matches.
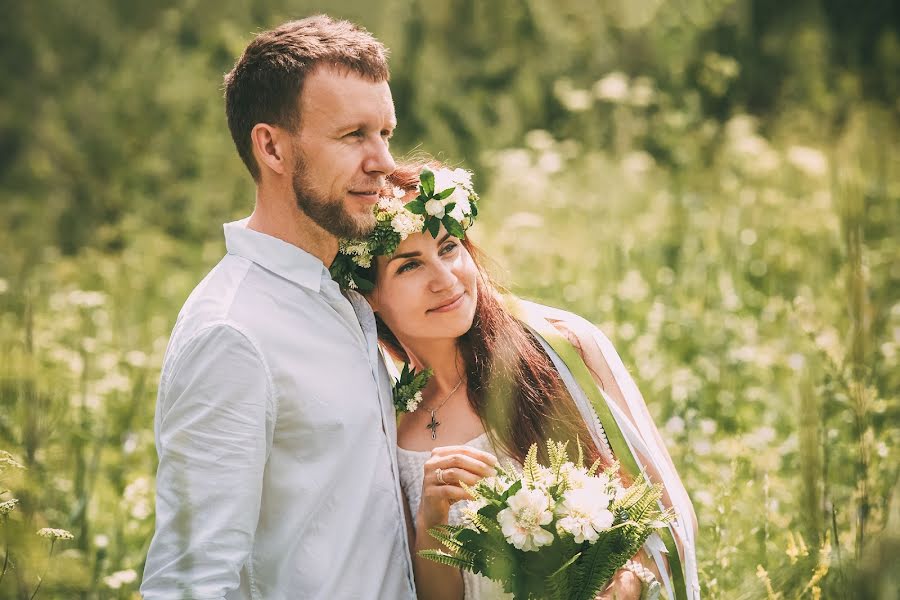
[346,130,364,138]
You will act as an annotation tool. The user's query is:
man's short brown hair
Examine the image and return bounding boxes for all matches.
[224,15,390,181]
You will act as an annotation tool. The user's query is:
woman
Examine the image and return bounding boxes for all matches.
[332,160,700,600]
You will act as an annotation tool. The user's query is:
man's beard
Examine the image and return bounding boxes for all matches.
[292,153,377,239]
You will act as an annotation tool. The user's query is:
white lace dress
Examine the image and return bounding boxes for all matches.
[397,432,514,600]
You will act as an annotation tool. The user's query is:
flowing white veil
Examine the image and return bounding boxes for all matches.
[518,299,700,600]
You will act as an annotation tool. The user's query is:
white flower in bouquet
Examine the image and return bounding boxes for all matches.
[528,464,561,491]
[460,497,489,529]
[497,488,555,551]
[480,474,515,495]
[556,480,615,544]
[559,462,594,489]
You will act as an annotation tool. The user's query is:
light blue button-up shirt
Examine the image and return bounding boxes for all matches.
[141,219,416,600]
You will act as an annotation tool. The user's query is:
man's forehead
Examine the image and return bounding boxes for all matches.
[299,67,394,124]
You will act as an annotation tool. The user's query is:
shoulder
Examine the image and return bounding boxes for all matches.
[163,261,273,397]
[516,298,623,392]
[518,299,609,360]
[163,321,269,384]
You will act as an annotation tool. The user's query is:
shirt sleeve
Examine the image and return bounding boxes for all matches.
[141,323,275,600]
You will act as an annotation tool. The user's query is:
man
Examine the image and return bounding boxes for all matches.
[141,15,415,600]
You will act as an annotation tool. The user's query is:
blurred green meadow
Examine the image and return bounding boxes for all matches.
[1,1,898,598]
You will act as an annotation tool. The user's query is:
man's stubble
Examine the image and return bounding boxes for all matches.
[291,149,377,240]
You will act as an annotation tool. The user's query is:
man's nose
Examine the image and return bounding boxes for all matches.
[363,137,396,176]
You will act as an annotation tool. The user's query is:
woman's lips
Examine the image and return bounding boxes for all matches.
[428,292,465,313]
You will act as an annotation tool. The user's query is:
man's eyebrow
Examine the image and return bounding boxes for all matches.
[335,122,365,134]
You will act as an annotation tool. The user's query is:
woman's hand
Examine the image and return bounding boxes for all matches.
[416,445,498,532]
[595,567,643,600]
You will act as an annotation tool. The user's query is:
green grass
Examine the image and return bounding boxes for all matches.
[0,95,897,600]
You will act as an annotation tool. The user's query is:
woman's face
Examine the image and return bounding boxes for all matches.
[369,224,479,345]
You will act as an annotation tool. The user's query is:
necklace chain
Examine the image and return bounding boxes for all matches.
[421,377,464,414]
[422,377,464,440]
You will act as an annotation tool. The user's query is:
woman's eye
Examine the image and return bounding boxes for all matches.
[440,242,458,255]
[397,261,419,274]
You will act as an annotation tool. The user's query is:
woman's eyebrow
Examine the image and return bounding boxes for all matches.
[387,234,452,263]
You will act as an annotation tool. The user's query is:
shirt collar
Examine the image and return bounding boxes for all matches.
[224,218,326,292]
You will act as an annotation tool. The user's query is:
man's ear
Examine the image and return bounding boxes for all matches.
[250,123,290,176]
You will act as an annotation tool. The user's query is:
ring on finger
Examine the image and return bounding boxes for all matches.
[436,468,447,485]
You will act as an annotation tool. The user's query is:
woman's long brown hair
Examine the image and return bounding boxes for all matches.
[367,160,608,468]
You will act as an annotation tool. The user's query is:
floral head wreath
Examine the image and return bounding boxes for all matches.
[330,165,480,291]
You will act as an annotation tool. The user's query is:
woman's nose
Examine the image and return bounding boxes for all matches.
[429,260,457,292]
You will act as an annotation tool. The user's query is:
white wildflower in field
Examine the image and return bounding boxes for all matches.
[555,79,592,111]
[787,145,828,177]
[617,270,650,303]
[37,528,74,540]
[593,72,629,102]
[103,568,137,589]
[0,498,19,516]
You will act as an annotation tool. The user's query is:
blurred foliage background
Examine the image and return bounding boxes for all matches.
[1,0,898,598]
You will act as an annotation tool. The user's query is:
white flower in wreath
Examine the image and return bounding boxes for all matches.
[340,240,373,268]
[449,196,472,222]
[450,167,473,188]
[425,198,446,219]
[497,488,555,551]
[391,212,423,238]
[432,168,457,195]
[378,196,405,213]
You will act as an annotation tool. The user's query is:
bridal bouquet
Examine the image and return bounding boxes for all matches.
[420,440,671,600]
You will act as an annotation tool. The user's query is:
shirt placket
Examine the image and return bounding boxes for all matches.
[348,293,418,596]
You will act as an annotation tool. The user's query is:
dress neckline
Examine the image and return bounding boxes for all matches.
[397,431,489,455]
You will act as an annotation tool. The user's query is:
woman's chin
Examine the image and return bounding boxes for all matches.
[426,306,476,339]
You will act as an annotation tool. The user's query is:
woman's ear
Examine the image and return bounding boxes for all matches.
[364,287,379,313]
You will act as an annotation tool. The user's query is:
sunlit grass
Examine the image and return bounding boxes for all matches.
[0,90,897,600]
